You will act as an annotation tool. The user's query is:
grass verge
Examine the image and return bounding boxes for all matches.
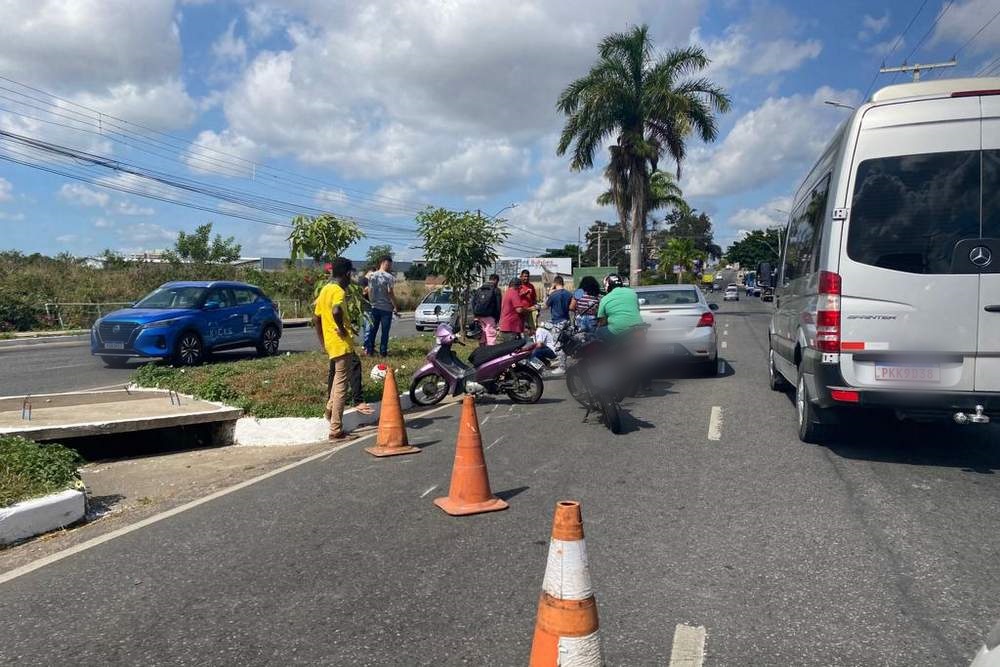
[133,335,476,418]
[0,436,84,508]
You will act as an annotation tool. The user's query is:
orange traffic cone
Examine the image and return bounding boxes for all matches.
[365,365,420,457]
[529,500,604,666]
[433,395,508,516]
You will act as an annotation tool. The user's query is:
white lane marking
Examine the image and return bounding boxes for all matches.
[707,406,723,441]
[481,403,501,426]
[42,363,94,371]
[721,341,728,349]
[82,383,135,392]
[0,400,459,586]
[419,484,438,498]
[668,624,707,667]
[485,436,505,450]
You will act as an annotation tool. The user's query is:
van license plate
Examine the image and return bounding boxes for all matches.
[104,342,125,350]
[874,363,940,383]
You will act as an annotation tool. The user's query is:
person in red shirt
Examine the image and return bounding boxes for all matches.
[498,277,528,343]
[518,269,539,334]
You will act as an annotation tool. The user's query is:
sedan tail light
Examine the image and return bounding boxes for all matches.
[697,311,715,328]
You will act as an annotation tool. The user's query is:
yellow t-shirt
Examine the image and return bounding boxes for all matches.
[314,283,354,359]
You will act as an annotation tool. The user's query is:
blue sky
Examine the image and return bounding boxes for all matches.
[0,0,998,260]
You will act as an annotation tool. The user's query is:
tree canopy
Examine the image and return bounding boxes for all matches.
[365,244,394,269]
[163,223,241,264]
[287,214,364,264]
[725,229,783,268]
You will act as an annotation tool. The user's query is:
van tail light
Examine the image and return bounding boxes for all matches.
[830,389,860,403]
[815,270,841,353]
[697,311,715,328]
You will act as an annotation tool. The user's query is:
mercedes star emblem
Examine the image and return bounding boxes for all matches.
[971,246,993,268]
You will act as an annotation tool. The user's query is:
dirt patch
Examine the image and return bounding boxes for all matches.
[0,442,334,575]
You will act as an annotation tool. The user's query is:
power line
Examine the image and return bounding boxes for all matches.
[863,0,930,99]
[894,0,956,83]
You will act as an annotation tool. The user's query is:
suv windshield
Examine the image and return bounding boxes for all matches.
[847,150,981,274]
[638,289,700,305]
[134,286,206,309]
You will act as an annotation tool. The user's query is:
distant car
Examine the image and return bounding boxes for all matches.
[414,288,458,331]
[724,285,740,301]
[90,281,282,367]
[635,284,719,376]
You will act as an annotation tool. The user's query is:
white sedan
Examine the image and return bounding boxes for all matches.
[724,284,740,301]
[635,284,719,376]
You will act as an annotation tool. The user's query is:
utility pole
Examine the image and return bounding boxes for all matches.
[577,226,582,268]
[597,223,603,268]
[880,60,956,82]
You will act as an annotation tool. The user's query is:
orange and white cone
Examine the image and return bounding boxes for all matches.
[365,365,420,457]
[529,500,604,666]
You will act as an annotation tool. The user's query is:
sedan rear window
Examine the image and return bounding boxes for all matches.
[637,289,700,306]
[847,150,980,274]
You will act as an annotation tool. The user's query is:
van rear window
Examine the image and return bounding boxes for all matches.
[847,151,980,274]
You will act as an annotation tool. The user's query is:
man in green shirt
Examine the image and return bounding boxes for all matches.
[596,274,644,336]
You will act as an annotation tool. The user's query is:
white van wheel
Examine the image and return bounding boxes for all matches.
[796,370,827,444]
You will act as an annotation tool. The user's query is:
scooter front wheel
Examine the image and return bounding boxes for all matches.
[409,373,449,406]
[506,366,544,404]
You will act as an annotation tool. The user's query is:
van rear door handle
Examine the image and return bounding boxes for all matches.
[985,305,1000,312]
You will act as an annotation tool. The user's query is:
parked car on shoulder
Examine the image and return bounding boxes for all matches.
[635,284,719,376]
[414,288,458,331]
[90,281,282,367]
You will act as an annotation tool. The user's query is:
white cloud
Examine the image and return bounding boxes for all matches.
[94,217,114,228]
[114,201,155,216]
[59,183,110,208]
[693,26,822,80]
[683,86,860,199]
[867,34,904,57]
[315,188,349,207]
[0,211,25,221]
[183,129,263,176]
[212,20,247,63]
[218,0,704,196]
[55,234,78,244]
[858,12,890,41]
[244,3,290,42]
[0,0,196,131]
[118,222,176,248]
[932,0,1000,54]
[0,176,11,202]
[725,195,793,237]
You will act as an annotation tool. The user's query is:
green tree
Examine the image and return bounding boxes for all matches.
[365,244,394,270]
[287,214,364,264]
[725,229,783,268]
[416,207,510,333]
[99,249,128,270]
[557,25,730,282]
[658,237,704,283]
[581,222,628,273]
[656,209,722,260]
[404,263,430,280]
[163,223,242,264]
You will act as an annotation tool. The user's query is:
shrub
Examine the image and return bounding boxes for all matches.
[0,436,84,508]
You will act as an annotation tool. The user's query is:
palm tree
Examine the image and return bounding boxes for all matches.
[558,25,729,281]
[659,237,703,283]
[597,170,689,232]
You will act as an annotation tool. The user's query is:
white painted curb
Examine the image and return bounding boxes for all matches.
[0,489,85,545]
[234,391,415,446]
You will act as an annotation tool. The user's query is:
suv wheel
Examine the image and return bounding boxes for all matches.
[768,347,789,391]
[796,369,827,444]
[173,332,204,366]
[257,324,280,357]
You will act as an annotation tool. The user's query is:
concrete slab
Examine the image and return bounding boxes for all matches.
[0,389,242,442]
[0,489,85,545]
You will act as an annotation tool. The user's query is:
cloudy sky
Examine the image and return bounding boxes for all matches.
[0,0,998,259]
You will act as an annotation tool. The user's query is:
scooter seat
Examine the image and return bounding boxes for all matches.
[469,338,527,366]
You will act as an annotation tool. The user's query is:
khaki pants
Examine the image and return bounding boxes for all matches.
[326,353,350,435]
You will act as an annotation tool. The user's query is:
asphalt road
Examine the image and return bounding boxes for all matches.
[0,319,420,396]
[3,299,1000,665]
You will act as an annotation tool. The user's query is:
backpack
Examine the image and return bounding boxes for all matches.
[471,285,495,317]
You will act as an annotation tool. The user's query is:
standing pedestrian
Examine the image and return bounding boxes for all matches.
[471,273,501,346]
[358,269,374,355]
[314,257,360,441]
[518,269,538,335]
[569,275,601,332]
[498,277,527,343]
[364,255,398,357]
[544,275,572,373]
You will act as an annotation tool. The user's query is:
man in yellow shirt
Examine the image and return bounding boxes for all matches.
[313,257,358,441]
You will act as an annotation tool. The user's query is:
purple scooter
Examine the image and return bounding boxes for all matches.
[408,323,545,406]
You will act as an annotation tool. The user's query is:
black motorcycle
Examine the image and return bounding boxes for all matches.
[556,320,628,434]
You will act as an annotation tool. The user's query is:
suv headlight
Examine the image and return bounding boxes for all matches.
[142,318,183,330]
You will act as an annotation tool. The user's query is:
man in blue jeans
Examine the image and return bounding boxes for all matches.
[364,255,398,357]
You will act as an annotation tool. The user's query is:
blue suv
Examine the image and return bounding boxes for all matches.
[91,281,283,367]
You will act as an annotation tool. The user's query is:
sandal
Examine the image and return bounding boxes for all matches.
[328,432,359,442]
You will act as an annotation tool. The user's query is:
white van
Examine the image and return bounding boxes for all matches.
[768,78,1000,443]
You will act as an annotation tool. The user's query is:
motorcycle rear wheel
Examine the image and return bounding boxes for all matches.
[506,367,543,404]
[599,395,623,434]
[409,373,449,406]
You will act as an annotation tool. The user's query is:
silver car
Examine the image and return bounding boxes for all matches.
[635,284,719,376]
[413,288,457,331]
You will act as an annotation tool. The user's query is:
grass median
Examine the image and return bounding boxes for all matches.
[133,335,478,418]
[0,436,84,508]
